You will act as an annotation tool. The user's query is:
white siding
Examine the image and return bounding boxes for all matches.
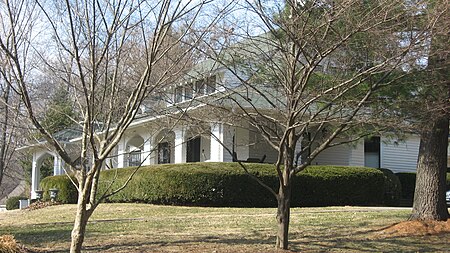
[222,124,234,162]
[349,142,365,166]
[222,70,244,89]
[380,135,420,173]
[200,136,211,162]
[235,126,250,160]
[313,145,351,166]
[248,130,277,163]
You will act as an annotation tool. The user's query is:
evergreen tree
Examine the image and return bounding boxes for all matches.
[41,87,76,134]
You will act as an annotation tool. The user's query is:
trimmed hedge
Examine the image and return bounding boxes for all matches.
[396,172,450,202]
[40,175,78,204]
[292,166,385,206]
[40,163,386,207]
[396,172,416,200]
[377,169,401,206]
[6,196,28,210]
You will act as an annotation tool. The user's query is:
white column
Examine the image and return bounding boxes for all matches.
[117,140,125,168]
[174,128,186,163]
[141,134,152,166]
[53,155,65,175]
[31,153,40,199]
[210,123,224,162]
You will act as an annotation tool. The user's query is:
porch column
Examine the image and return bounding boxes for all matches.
[210,123,224,162]
[141,134,152,166]
[117,140,125,168]
[53,155,65,176]
[174,128,186,163]
[31,153,40,199]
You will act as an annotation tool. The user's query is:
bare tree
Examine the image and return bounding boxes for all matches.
[0,50,25,199]
[190,0,435,249]
[0,0,229,252]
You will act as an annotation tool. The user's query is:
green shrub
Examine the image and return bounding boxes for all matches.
[293,166,385,206]
[97,163,278,207]
[6,196,28,210]
[377,169,401,206]
[395,172,450,202]
[40,175,78,204]
[40,163,386,207]
[395,172,416,200]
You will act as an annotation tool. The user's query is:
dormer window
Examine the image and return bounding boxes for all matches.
[195,79,205,96]
[172,74,217,104]
[185,83,193,100]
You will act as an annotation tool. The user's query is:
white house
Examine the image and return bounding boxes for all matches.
[19,66,443,200]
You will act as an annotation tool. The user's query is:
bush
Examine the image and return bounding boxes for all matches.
[40,163,386,207]
[5,196,28,210]
[293,166,385,206]
[395,172,450,202]
[377,169,402,206]
[97,163,278,207]
[395,172,416,200]
[40,175,78,204]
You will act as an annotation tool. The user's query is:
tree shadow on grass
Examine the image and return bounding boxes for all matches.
[287,228,450,252]
[6,226,72,248]
[80,236,281,253]
[7,223,450,253]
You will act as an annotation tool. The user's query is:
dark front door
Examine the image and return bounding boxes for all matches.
[186,137,201,162]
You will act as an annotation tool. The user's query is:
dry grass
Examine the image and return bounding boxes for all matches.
[0,204,449,252]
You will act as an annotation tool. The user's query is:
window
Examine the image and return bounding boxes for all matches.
[158,142,170,164]
[195,79,205,96]
[206,75,216,94]
[364,137,380,168]
[174,86,183,103]
[128,150,141,167]
[184,83,193,100]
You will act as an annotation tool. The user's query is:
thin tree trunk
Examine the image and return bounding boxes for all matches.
[70,202,89,253]
[70,175,91,253]
[410,116,449,221]
[0,84,11,186]
[276,184,291,250]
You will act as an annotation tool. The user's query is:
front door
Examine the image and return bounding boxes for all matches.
[186,137,201,162]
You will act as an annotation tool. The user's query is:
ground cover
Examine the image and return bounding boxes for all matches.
[0,204,449,252]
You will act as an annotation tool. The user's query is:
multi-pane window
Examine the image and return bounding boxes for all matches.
[195,79,205,96]
[185,82,193,100]
[172,75,217,104]
[128,150,141,167]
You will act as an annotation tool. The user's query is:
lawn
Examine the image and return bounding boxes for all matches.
[0,204,449,252]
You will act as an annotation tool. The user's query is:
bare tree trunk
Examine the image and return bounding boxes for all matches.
[70,198,89,253]
[0,84,11,186]
[276,133,295,250]
[410,116,449,221]
[276,183,291,250]
[70,171,92,253]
